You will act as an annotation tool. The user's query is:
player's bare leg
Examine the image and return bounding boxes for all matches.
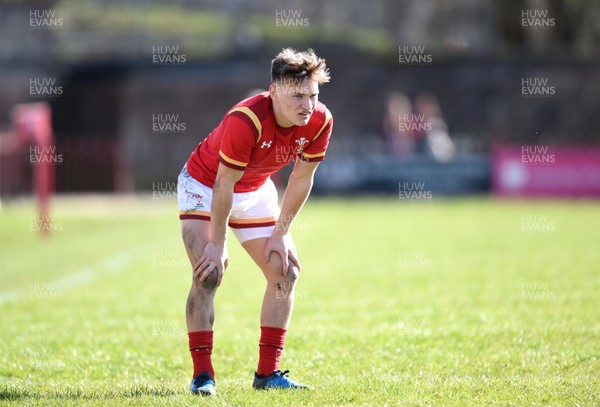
[181,219,218,395]
[242,236,308,389]
[181,219,217,331]
[242,237,298,328]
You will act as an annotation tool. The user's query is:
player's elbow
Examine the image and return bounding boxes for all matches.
[213,175,237,191]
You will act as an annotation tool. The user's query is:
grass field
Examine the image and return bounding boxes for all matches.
[0,196,598,406]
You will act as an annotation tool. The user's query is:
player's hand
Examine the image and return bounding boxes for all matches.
[195,241,228,287]
[264,231,301,276]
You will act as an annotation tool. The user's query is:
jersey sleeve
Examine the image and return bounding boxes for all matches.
[300,110,333,162]
[218,114,257,171]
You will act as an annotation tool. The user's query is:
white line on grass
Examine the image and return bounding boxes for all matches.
[0,240,174,305]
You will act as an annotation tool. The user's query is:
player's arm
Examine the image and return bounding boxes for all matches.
[265,159,320,275]
[211,163,243,243]
[195,111,255,286]
[195,164,243,287]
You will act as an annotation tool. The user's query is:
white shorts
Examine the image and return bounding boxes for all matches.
[178,166,279,243]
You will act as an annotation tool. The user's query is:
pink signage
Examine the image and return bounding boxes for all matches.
[492,146,600,197]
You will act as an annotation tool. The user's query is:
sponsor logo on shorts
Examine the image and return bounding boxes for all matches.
[190,193,205,208]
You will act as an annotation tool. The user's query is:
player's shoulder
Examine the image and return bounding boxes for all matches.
[227,92,271,123]
[224,92,270,142]
[310,101,333,126]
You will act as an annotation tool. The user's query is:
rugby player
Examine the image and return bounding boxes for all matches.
[177,48,333,396]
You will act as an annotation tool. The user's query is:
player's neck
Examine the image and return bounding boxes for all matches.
[272,101,295,128]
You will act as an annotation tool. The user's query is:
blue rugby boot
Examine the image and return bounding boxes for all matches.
[253,369,310,390]
[190,371,216,396]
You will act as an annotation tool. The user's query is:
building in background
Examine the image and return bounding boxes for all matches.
[1,0,599,197]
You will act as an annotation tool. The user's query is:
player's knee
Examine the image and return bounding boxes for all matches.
[265,251,284,272]
[286,264,299,283]
[194,269,218,291]
[202,271,219,290]
[265,254,299,284]
[271,264,299,287]
[273,265,299,299]
[202,277,217,291]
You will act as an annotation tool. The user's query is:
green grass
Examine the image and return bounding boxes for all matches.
[0,196,598,406]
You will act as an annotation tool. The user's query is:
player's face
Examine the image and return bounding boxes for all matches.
[270,78,319,127]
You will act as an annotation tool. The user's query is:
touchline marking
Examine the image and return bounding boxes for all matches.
[0,240,172,305]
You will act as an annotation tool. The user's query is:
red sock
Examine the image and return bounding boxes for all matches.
[188,330,214,378]
[257,326,287,376]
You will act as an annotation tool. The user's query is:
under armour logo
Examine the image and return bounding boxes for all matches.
[261,141,273,149]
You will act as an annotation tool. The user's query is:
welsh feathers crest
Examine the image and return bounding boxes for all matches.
[294,137,308,154]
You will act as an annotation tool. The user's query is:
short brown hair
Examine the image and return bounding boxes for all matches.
[271,48,330,84]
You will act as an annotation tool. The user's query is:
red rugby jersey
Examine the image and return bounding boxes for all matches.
[185,92,333,193]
